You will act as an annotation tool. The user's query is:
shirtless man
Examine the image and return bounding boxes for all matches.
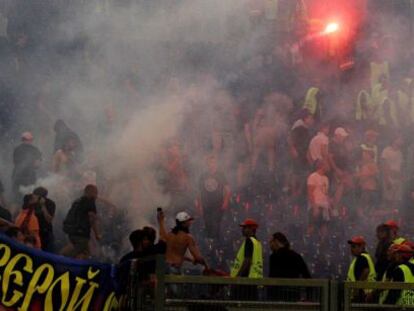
[157,210,206,273]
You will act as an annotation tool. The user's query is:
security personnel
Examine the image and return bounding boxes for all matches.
[370,61,389,90]
[356,89,374,122]
[231,219,263,278]
[347,236,376,302]
[303,87,322,120]
[384,220,406,245]
[347,236,376,282]
[383,244,414,305]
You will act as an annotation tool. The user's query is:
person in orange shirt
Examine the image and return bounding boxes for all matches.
[15,194,41,249]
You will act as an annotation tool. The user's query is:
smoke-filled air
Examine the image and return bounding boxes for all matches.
[2,0,414,286]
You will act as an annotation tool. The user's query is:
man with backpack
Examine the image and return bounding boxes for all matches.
[61,184,101,259]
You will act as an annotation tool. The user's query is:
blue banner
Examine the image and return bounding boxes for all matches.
[0,234,120,310]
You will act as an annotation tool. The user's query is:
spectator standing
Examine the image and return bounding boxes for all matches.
[158,210,206,274]
[15,194,41,249]
[355,149,379,216]
[361,129,379,163]
[53,119,83,161]
[120,229,144,263]
[268,232,311,301]
[374,224,393,280]
[33,187,56,252]
[288,109,314,211]
[0,179,11,222]
[52,136,79,178]
[381,134,404,211]
[308,122,330,164]
[61,185,101,259]
[307,160,331,238]
[12,132,42,202]
[329,127,354,214]
[198,155,231,241]
[269,232,310,278]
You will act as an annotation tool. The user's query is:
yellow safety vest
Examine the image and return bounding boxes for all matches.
[230,237,263,278]
[370,61,389,90]
[356,90,373,121]
[379,269,390,304]
[397,264,414,306]
[347,253,376,282]
[303,87,320,116]
[393,237,406,245]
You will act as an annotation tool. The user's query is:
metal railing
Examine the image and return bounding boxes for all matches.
[125,256,414,311]
[163,275,330,311]
[343,281,414,311]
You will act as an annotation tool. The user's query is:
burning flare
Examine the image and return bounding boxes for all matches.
[324,22,339,34]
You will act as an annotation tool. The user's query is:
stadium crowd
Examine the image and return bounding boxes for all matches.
[1,1,414,305]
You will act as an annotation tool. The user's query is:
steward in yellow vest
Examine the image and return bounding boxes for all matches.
[303,87,322,120]
[347,236,376,282]
[231,218,263,278]
[382,243,414,305]
[346,236,376,302]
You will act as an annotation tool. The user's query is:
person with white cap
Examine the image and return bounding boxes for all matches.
[12,131,42,202]
[157,210,206,273]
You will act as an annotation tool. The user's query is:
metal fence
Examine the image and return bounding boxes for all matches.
[163,275,330,311]
[343,281,414,311]
[125,256,414,311]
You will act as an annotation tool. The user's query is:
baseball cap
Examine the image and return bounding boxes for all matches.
[21,131,33,141]
[240,218,259,228]
[392,244,413,255]
[334,127,349,137]
[347,236,366,245]
[384,220,399,230]
[175,211,193,222]
[403,241,414,250]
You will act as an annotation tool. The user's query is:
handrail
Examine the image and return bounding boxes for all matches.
[344,281,414,290]
[164,274,329,286]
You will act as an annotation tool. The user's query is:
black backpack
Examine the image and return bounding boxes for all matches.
[63,199,86,236]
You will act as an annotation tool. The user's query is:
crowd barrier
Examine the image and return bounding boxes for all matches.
[125,256,414,311]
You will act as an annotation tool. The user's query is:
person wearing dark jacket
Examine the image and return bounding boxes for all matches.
[61,185,101,259]
[269,232,311,279]
[12,132,42,201]
[268,232,311,301]
[375,224,393,280]
[33,187,56,252]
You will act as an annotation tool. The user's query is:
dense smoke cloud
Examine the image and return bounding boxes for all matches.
[0,0,259,229]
